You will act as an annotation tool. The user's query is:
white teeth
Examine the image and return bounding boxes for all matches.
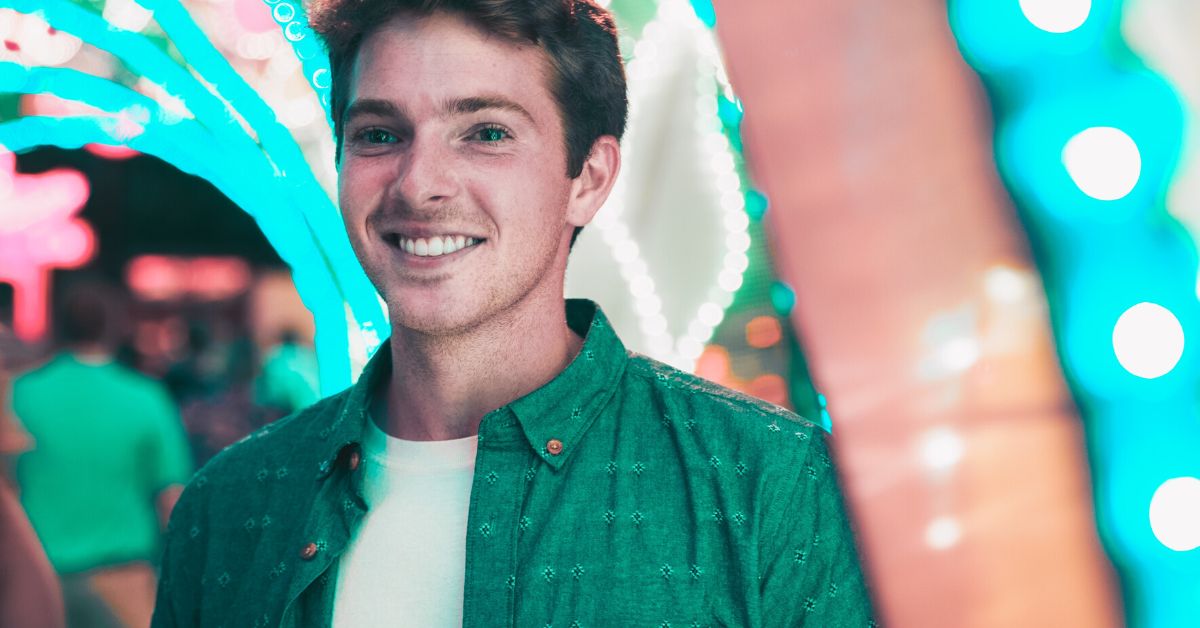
[396,235,480,257]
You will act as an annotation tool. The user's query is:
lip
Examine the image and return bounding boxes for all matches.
[381,223,488,241]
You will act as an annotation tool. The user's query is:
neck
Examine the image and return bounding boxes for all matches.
[382,294,581,441]
[69,344,111,363]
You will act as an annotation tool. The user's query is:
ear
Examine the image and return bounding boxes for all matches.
[565,135,621,228]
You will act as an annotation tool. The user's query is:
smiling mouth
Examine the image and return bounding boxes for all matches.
[383,233,484,258]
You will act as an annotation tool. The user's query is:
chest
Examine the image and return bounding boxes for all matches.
[205,441,763,628]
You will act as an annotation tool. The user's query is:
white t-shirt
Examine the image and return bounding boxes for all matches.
[331,417,478,628]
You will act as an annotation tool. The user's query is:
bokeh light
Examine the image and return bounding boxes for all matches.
[1062,127,1142,201]
[918,427,965,473]
[984,265,1033,303]
[925,517,962,551]
[1112,302,1184,379]
[745,315,782,349]
[1018,0,1091,34]
[1149,477,1200,552]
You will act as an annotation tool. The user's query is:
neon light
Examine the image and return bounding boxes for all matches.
[586,0,753,370]
[126,255,252,302]
[0,148,93,341]
[0,0,386,391]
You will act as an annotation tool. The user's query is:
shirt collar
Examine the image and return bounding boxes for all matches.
[508,299,627,470]
[317,299,627,473]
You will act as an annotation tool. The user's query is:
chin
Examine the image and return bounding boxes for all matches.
[387,294,494,337]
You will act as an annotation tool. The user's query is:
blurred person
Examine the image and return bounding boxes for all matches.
[0,360,65,628]
[255,328,321,415]
[13,279,193,627]
[152,1,874,626]
[179,336,288,467]
[163,322,224,405]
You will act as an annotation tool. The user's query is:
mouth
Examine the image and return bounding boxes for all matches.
[382,233,485,259]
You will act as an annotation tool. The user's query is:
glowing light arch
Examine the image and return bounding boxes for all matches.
[1,0,387,391]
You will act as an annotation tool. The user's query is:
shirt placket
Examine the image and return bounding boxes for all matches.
[462,409,533,628]
[278,444,367,627]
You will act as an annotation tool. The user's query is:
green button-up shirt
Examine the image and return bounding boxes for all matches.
[152,300,875,627]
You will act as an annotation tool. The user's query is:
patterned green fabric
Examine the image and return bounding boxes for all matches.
[153,300,875,627]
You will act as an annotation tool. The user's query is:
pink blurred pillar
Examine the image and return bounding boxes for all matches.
[10,269,48,341]
[710,0,1123,626]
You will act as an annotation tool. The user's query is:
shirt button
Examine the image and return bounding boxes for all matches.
[546,439,564,456]
[300,542,318,560]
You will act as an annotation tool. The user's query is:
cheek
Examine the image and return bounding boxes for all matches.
[338,162,388,218]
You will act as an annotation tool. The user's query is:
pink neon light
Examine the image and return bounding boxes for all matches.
[126,255,252,302]
[0,149,95,341]
[85,144,140,160]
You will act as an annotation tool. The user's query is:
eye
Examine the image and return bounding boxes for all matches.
[472,125,511,143]
[355,128,398,145]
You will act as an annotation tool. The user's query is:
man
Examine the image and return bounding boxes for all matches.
[153,1,875,626]
[15,280,192,627]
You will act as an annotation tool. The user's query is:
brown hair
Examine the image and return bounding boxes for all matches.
[56,276,124,348]
[308,0,628,181]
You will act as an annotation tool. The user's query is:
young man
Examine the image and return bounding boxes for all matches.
[152,1,875,626]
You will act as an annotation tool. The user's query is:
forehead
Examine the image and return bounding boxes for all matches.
[349,11,555,115]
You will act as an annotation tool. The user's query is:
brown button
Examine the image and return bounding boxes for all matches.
[347,449,361,471]
[300,542,318,560]
[546,439,564,456]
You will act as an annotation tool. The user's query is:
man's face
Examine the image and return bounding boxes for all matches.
[338,12,581,335]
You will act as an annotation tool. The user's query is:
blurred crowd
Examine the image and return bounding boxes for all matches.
[0,275,320,627]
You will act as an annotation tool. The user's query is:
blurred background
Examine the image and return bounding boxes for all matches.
[1,0,1198,626]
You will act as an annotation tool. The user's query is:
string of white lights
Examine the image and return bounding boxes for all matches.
[591,0,750,370]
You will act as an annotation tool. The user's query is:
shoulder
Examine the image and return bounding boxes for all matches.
[194,389,349,488]
[169,388,350,524]
[108,363,177,403]
[10,357,56,392]
[618,352,836,515]
[618,354,845,552]
[623,352,825,448]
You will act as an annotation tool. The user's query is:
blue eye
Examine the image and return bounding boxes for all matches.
[475,126,510,143]
[358,128,397,144]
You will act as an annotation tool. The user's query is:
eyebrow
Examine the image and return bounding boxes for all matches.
[342,98,404,126]
[445,96,535,125]
[342,95,536,127]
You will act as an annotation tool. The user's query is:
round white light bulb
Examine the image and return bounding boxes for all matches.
[1149,477,1200,551]
[1019,0,1091,33]
[698,303,725,327]
[1112,302,1185,379]
[1062,127,1141,201]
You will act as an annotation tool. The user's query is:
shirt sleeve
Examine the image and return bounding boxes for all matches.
[759,428,878,627]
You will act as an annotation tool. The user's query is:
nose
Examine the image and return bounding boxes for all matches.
[389,134,458,207]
